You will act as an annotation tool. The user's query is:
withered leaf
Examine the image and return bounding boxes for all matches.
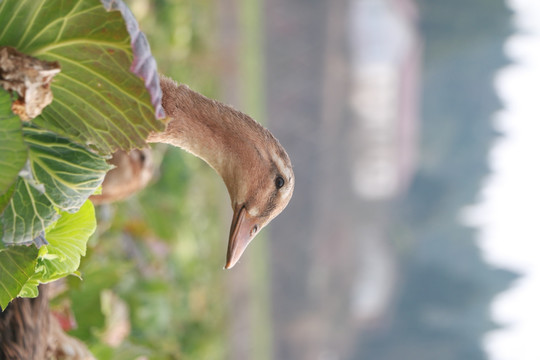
[0,46,60,121]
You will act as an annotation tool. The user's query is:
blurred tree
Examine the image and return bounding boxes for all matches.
[353,0,518,359]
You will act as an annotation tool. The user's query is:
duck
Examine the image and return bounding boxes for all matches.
[146,76,295,269]
[1,75,294,360]
[90,148,154,205]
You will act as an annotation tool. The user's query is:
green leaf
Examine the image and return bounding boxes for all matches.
[23,125,111,213]
[1,177,59,245]
[38,200,96,281]
[16,278,39,298]
[18,200,96,298]
[0,244,39,310]
[0,90,27,196]
[1,126,109,245]
[0,0,165,153]
[0,183,15,218]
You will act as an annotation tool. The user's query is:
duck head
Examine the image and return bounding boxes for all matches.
[222,131,294,269]
[148,76,294,269]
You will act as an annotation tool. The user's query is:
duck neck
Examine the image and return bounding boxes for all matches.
[147,77,261,197]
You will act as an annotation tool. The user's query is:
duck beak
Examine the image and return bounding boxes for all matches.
[225,205,257,269]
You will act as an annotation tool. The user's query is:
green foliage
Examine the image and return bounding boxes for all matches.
[0,93,26,198]
[0,244,38,310]
[23,125,112,213]
[18,200,97,298]
[0,0,165,152]
[0,184,15,217]
[0,0,162,307]
[1,124,111,245]
[28,200,96,284]
[89,342,152,360]
[65,148,227,359]
[1,175,60,245]
[0,200,96,309]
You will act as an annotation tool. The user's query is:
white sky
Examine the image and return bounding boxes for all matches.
[463,0,540,359]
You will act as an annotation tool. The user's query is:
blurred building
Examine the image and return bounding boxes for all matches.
[349,0,420,200]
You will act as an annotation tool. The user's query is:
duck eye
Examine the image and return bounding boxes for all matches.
[275,176,285,189]
[251,225,258,236]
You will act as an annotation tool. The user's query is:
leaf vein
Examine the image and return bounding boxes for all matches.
[51,85,135,145]
[0,259,24,288]
[57,72,149,141]
[48,52,154,115]
[25,4,103,49]
[32,38,130,57]
[0,0,25,40]
[16,0,46,48]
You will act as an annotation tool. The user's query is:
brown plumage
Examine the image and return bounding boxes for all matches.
[92,76,294,268]
[90,148,154,205]
[148,76,294,268]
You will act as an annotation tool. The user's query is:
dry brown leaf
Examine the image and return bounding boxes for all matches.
[0,46,60,121]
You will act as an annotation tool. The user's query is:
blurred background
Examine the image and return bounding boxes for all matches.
[62,0,540,359]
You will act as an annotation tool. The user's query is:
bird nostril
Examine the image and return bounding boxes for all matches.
[251,225,258,236]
